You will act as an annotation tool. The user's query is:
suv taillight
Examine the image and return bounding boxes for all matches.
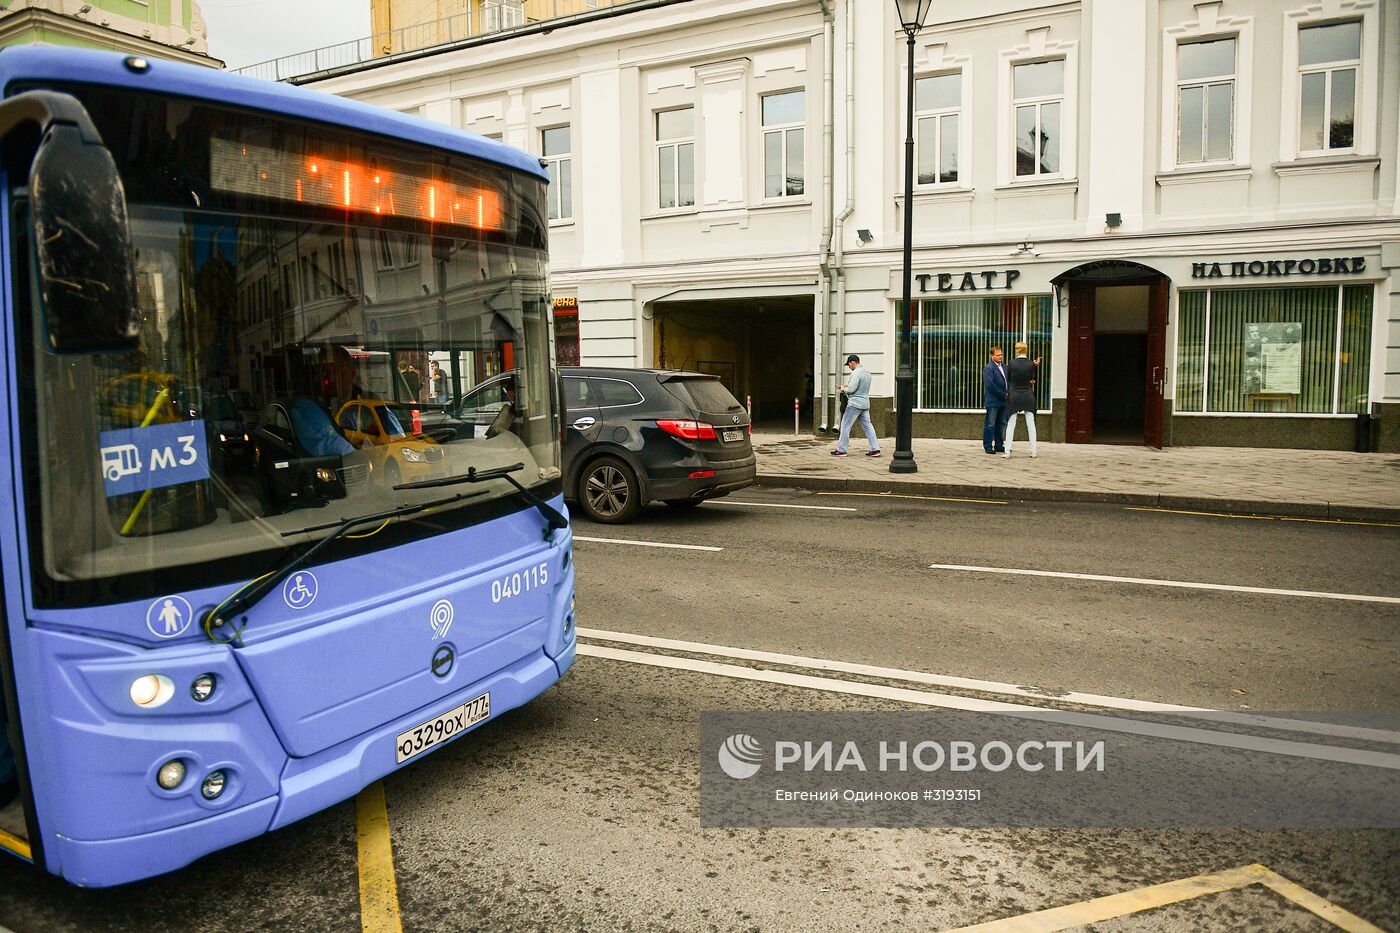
[410,409,422,435]
[656,419,717,440]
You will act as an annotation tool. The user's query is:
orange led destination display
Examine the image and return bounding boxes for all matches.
[210,138,505,231]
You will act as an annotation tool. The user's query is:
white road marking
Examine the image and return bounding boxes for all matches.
[929,563,1400,606]
[707,499,858,512]
[577,628,1400,746]
[578,644,1400,769]
[573,536,722,552]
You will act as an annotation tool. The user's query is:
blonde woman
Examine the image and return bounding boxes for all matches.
[1002,341,1040,458]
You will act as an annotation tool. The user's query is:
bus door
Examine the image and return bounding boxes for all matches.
[0,593,34,865]
[0,85,148,868]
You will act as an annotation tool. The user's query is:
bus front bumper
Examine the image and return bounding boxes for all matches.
[43,631,574,887]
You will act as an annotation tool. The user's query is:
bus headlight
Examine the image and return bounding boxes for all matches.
[190,673,216,702]
[157,759,186,790]
[201,771,227,800]
[130,674,175,708]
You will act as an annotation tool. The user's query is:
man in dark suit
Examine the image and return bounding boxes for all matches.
[982,346,1008,454]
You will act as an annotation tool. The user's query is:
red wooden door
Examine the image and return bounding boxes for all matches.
[1066,284,1095,443]
[1144,280,1168,448]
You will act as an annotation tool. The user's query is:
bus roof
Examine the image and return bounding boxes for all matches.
[0,46,548,182]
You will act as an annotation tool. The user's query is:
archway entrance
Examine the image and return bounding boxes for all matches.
[1052,261,1170,448]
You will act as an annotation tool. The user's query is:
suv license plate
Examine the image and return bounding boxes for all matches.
[722,430,743,442]
[395,692,490,763]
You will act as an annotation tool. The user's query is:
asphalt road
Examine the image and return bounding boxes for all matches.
[0,488,1396,931]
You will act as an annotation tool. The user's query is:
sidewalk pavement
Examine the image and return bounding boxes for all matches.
[750,430,1400,522]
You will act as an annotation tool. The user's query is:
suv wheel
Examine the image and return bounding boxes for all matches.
[579,456,641,523]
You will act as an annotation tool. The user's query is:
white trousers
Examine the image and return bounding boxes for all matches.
[1005,411,1037,454]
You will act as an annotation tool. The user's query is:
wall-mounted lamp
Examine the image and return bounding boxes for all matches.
[1105,212,1122,229]
[856,229,874,245]
[1011,240,1039,257]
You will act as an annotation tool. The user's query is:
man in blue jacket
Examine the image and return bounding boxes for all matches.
[982,346,1008,455]
[832,354,881,457]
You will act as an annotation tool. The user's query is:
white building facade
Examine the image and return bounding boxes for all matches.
[304,0,1400,451]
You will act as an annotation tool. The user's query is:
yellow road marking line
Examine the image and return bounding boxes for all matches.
[1127,506,1400,528]
[0,827,31,861]
[945,863,1384,932]
[816,491,1007,505]
[1279,516,1400,528]
[1127,506,1275,521]
[355,782,404,933]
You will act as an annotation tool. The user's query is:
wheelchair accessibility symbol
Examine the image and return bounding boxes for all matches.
[283,571,319,610]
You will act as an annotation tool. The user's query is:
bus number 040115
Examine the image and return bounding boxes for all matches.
[490,562,548,603]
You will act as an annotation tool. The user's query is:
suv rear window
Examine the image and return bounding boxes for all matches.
[664,377,744,415]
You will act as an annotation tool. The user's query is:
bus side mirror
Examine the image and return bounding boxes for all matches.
[0,90,139,354]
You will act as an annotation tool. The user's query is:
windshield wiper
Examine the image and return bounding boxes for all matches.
[202,489,487,643]
[395,462,568,539]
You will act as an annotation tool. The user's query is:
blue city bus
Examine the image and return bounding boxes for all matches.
[0,46,575,886]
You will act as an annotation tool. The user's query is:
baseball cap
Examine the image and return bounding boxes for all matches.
[845,354,860,364]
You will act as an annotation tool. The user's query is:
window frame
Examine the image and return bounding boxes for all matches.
[1295,20,1361,156]
[1175,37,1237,165]
[540,125,573,222]
[1277,3,1379,163]
[759,89,806,201]
[1172,282,1376,418]
[912,294,1054,413]
[913,71,962,188]
[1009,58,1066,181]
[654,106,697,212]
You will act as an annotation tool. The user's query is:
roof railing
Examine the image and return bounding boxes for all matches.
[234,0,639,83]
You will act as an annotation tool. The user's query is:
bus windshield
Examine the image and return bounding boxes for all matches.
[12,85,559,607]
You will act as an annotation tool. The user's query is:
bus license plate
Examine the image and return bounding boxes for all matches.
[723,430,743,442]
[395,692,490,763]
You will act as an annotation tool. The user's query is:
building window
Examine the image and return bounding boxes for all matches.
[299,256,312,302]
[1177,37,1235,163]
[1298,21,1359,153]
[1175,285,1372,415]
[1012,59,1063,178]
[915,296,1053,411]
[915,72,960,185]
[761,90,805,198]
[401,233,420,266]
[656,108,695,210]
[541,126,572,220]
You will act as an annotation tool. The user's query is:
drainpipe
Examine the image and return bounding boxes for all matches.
[816,0,835,432]
[829,0,855,432]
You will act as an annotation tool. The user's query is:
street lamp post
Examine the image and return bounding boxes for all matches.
[889,0,933,474]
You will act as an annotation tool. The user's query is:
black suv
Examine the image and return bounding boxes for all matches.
[560,367,755,522]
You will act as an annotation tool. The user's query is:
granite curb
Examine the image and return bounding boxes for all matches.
[752,472,1400,523]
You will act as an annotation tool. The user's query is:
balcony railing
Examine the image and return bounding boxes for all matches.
[234,0,642,83]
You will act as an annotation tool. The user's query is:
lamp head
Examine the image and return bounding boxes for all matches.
[894,0,935,33]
